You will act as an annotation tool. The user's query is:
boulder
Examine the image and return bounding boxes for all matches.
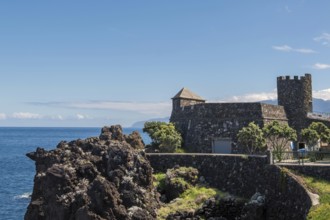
[25,125,158,220]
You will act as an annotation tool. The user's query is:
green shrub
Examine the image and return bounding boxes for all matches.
[153,173,166,191]
[157,185,224,219]
[143,121,182,153]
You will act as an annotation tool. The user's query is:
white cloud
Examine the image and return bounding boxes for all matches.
[50,115,64,120]
[272,45,316,54]
[11,112,43,119]
[272,45,292,52]
[313,88,330,100]
[294,48,317,54]
[0,113,7,120]
[215,88,330,102]
[31,101,172,117]
[214,90,277,103]
[314,33,330,45]
[72,101,172,116]
[312,63,330,70]
[76,114,86,120]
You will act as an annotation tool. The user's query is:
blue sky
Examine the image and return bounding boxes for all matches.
[1,1,330,127]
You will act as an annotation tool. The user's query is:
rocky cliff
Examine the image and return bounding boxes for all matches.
[25,125,159,220]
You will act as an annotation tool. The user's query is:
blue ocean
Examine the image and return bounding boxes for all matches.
[0,127,148,220]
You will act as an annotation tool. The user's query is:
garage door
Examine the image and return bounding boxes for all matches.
[213,139,232,154]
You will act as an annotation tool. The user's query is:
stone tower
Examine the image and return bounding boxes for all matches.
[277,73,312,132]
[171,87,205,111]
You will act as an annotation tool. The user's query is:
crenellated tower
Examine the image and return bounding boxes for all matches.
[277,73,312,132]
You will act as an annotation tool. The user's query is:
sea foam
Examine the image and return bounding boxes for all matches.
[14,192,31,200]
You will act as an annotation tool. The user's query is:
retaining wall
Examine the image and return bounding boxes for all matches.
[147,153,313,220]
[281,164,330,182]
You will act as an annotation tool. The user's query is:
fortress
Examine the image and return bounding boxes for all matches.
[170,74,330,153]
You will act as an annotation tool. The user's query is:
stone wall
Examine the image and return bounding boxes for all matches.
[170,102,287,153]
[281,164,330,182]
[172,98,205,111]
[260,103,288,123]
[147,153,313,220]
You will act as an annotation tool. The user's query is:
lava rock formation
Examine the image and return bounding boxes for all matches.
[25,125,159,220]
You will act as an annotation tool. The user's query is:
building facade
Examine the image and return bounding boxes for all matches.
[170,74,330,153]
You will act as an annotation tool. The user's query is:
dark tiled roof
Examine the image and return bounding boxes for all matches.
[172,87,205,101]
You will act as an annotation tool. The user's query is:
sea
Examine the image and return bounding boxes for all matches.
[0,127,148,220]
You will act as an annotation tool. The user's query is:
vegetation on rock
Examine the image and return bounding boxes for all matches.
[157,185,223,219]
[153,173,166,192]
[301,175,330,220]
[164,166,199,201]
[153,166,265,220]
[143,121,182,153]
[153,166,223,219]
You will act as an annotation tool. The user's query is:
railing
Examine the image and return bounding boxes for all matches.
[307,112,330,121]
[272,151,330,165]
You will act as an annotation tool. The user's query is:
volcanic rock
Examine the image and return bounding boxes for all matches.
[25,125,158,220]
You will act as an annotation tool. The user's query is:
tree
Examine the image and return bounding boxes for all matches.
[301,127,320,151]
[308,122,330,143]
[237,122,266,154]
[263,121,297,161]
[143,121,182,152]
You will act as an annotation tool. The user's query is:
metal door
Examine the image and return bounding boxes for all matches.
[213,139,232,154]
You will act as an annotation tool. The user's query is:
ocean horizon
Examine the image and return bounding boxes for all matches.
[0,127,149,220]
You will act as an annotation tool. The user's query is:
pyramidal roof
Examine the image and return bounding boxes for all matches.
[172,87,205,101]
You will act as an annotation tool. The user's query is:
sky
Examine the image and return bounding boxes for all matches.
[1,0,330,127]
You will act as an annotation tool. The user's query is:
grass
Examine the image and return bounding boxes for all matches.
[153,173,166,191]
[300,175,330,220]
[157,185,225,219]
[171,177,190,188]
[174,147,187,153]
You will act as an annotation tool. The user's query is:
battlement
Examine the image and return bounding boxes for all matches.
[277,73,311,81]
[277,73,313,132]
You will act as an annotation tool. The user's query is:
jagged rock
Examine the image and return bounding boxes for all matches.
[240,192,266,220]
[99,125,126,141]
[25,125,158,220]
[166,192,266,220]
[166,210,199,220]
[125,131,145,150]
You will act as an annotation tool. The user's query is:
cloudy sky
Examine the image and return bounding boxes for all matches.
[1,1,330,127]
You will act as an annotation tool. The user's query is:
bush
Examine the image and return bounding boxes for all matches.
[237,122,266,154]
[143,121,182,153]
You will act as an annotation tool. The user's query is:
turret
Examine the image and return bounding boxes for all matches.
[171,87,205,111]
[277,73,312,132]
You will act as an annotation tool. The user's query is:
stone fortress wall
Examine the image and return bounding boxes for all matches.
[171,73,330,153]
[171,101,287,153]
[147,153,318,220]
